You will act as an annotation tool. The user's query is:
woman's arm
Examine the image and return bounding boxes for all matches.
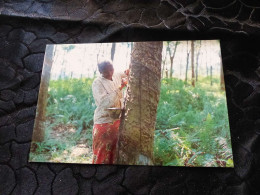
[117,69,129,79]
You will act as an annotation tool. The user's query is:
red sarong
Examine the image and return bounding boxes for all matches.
[92,120,120,164]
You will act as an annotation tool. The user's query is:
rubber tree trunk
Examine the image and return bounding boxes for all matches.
[162,45,168,78]
[185,41,190,84]
[206,49,209,76]
[117,41,163,165]
[165,69,168,78]
[169,41,178,78]
[195,40,201,82]
[191,41,195,87]
[111,43,116,62]
[32,45,55,143]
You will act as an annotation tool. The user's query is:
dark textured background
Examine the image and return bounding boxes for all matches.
[0,0,260,194]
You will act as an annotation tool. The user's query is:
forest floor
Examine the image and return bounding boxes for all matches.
[30,120,93,164]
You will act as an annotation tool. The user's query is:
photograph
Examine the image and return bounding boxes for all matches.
[29,40,234,167]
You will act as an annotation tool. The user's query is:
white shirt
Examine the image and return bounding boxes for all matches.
[92,72,126,124]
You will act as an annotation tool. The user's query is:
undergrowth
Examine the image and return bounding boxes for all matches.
[30,76,233,167]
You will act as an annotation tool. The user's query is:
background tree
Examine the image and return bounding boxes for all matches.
[31,45,55,144]
[168,41,179,78]
[161,42,168,78]
[195,40,201,82]
[205,43,209,76]
[111,43,116,62]
[185,41,190,83]
[191,40,195,87]
[165,68,169,78]
[117,41,163,165]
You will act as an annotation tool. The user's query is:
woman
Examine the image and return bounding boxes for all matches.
[92,61,129,164]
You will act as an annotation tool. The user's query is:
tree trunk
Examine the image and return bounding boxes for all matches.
[32,45,55,143]
[185,41,190,84]
[162,45,168,78]
[169,41,178,78]
[205,49,209,77]
[191,41,195,87]
[166,42,171,78]
[61,49,66,79]
[165,69,168,78]
[117,42,163,165]
[111,43,116,62]
[195,40,201,82]
[95,44,102,77]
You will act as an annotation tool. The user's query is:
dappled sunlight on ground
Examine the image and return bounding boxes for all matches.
[30,121,93,164]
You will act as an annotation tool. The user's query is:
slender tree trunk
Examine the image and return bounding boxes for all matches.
[95,44,102,77]
[165,69,168,78]
[162,47,167,78]
[111,43,116,62]
[31,45,55,144]
[185,41,190,84]
[205,48,209,77]
[195,40,201,82]
[169,41,178,78]
[170,57,173,77]
[117,42,163,165]
[191,41,195,87]
[61,49,66,79]
[166,42,171,78]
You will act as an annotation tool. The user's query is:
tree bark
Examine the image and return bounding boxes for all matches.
[162,44,168,78]
[111,43,116,62]
[32,45,55,143]
[165,69,168,78]
[117,42,163,165]
[205,49,209,76]
[191,41,195,87]
[195,40,201,82]
[166,42,171,78]
[185,41,190,84]
[169,41,178,78]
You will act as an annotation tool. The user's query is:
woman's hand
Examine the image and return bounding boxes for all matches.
[119,78,128,90]
[124,69,130,76]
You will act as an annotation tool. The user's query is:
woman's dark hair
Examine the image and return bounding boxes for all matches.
[98,61,112,73]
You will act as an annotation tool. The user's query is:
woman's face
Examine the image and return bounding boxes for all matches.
[102,64,114,80]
